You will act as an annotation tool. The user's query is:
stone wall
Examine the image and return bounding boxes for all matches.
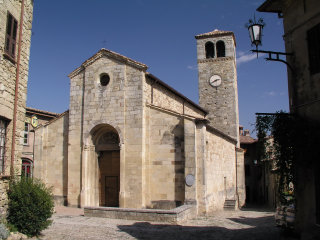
[0,178,9,216]
[147,108,185,209]
[204,128,237,212]
[280,0,320,234]
[68,54,146,208]
[145,77,206,119]
[0,0,33,216]
[0,0,34,174]
[34,112,69,205]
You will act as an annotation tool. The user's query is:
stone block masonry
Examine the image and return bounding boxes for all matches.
[0,0,34,217]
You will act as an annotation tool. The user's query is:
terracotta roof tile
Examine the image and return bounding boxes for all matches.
[195,29,234,39]
[240,135,257,144]
[26,107,60,117]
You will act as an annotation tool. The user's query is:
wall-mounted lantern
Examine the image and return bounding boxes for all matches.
[246,16,294,73]
[246,16,265,55]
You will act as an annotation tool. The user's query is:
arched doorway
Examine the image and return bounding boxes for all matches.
[93,127,120,207]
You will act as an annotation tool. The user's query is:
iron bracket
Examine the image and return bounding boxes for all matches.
[251,49,294,74]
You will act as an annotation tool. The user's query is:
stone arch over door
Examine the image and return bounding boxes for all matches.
[81,124,124,207]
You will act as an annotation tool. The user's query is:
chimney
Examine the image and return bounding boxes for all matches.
[244,129,250,136]
[239,126,244,136]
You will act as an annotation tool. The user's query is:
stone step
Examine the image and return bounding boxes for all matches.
[224,200,236,210]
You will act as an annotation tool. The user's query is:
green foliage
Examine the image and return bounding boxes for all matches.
[5,222,18,233]
[7,177,54,237]
[255,111,298,205]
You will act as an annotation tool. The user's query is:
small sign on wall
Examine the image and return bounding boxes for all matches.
[185,174,195,187]
[31,115,38,128]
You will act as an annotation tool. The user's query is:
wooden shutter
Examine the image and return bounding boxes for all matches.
[5,12,18,60]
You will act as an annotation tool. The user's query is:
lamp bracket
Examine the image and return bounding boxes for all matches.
[251,49,294,74]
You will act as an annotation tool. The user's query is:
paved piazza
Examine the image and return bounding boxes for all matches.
[38,207,296,240]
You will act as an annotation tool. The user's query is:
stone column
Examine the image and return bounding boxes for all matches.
[80,145,99,207]
[195,119,208,215]
[119,143,126,208]
[184,118,197,207]
[236,148,245,208]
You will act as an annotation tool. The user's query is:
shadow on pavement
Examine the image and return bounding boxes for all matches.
[240,205,276,213]
[117,215,289,240]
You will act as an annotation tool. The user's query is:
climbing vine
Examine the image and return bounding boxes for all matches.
[255,111,300,205]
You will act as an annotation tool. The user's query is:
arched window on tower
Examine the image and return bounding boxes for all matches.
[217,40,226,57]
[205,41,215,58]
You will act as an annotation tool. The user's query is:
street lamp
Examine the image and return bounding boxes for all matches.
[246,16,265,55]
[246,16,294,73]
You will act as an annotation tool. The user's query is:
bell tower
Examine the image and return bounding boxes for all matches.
[195,29,239,142]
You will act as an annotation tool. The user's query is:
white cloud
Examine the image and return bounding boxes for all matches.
[251,1,262,6]
[266,91,276,96]
[187,65,197,70]
[237,52,266,66]
[237,51,246,57]
[263,91,287,97]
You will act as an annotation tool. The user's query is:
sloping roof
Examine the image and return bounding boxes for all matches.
[35,110,69,130]
[146,73,208,115]
[257,0,282,13]
[195,29,236,45]
[240,135,257,144]
[195,29,233,38]
[67,48,207,116]
[68,48,148,78]
[26,107,60,118]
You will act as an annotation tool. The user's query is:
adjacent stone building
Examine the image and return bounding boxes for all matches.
[21,107,59,177]
[34,29,245,216]
[258,0,320,237]
[0,0,34,215]
[239,127,277,208]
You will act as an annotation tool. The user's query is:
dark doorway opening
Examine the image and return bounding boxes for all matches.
[99,151,120,207]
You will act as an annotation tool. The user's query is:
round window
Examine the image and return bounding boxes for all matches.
[100,73,110,86]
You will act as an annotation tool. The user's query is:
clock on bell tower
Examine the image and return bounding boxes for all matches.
[195,29,240,143]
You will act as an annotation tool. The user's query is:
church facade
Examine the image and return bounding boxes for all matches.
[34,29,245,215]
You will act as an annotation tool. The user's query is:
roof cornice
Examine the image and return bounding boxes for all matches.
[146,73,208,116]
[68,48,148,79]
[195,29,236,46]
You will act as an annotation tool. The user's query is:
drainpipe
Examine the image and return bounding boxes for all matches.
[235,147,240,208]
[10,0,25,177]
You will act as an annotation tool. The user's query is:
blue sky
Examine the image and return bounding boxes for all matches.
[27,0,289,136]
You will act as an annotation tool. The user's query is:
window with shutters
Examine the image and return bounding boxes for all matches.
[307,23,320,75]
[23,122,29,145]
[4,11,18,60]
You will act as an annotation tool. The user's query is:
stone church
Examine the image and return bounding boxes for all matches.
[34,29,245,216]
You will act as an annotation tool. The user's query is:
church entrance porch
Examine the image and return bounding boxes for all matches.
[99,151,120,207]
[80,124,122,208]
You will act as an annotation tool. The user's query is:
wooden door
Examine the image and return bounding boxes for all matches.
[99,151,120,207]
[105,176,119,207]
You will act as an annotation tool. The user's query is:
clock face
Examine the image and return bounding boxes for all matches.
[209,75,222,87]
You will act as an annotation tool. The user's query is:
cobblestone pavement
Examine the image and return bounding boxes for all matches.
[39,207,295,240]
